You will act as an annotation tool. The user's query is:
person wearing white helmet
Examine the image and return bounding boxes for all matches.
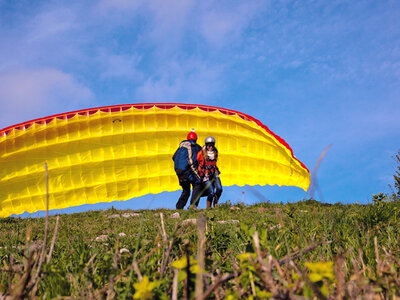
[196,136,223,207]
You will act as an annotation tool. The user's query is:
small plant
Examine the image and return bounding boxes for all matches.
[392,150,400,198]
[357,193,392,227]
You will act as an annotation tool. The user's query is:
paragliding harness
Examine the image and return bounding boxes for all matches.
[173,140,201,184]
[198,147,219,181]
[198,146,220,207]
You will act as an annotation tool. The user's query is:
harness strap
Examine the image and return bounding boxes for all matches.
[180,141,200,178]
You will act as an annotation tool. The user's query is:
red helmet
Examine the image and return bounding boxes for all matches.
[187,130,197,141]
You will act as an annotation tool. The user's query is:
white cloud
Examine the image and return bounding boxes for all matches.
[96,0,144,12]
[97,0,196,53]
[0,68,93,128]
[27,8,77,42]
[99,53,143,80]
[135,58,223,101]
[92,1,264,100]
[0,3,88,72]
[199,2,261,48]
[95,0,263,52]
[146,0,195,52]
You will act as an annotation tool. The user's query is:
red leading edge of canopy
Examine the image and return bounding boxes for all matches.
[0,103,309,173]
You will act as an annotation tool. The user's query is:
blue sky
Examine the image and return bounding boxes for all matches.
[1,0,399,215]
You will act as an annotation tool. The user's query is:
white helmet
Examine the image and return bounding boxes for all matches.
[205,136,215,145]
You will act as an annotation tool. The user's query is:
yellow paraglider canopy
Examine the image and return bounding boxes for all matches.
[0,103,310,217]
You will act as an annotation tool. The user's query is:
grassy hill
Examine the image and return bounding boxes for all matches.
[1,199,400,299]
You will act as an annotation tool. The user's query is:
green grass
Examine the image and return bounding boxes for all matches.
[1,198,400,298]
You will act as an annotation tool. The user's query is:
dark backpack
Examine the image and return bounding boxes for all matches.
[173,140,200,171]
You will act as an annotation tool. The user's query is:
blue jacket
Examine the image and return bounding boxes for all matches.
[173,139,201,175]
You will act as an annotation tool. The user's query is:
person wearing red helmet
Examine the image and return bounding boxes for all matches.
[187,131,197,141]
[172,129,202,209]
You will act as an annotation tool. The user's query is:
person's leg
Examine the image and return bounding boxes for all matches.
[190,183,204,208]
[176,172,191,209]
[201,180,214,208]
[213,176,223,207]
[206,199,212,208]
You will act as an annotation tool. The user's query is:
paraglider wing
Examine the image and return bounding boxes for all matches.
[0,103,310,217]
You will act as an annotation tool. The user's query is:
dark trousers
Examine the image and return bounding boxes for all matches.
[203,175,223,201]
[175,170,202,209]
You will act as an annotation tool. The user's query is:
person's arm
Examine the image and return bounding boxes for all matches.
[197,151,204,173]
[172,149,177,161]
[214,148,221,174]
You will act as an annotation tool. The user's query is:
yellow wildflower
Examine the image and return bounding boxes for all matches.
[305,261,335,281]
[237,252,256,262]
[171,256,199,274]
[133,276,159,300]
